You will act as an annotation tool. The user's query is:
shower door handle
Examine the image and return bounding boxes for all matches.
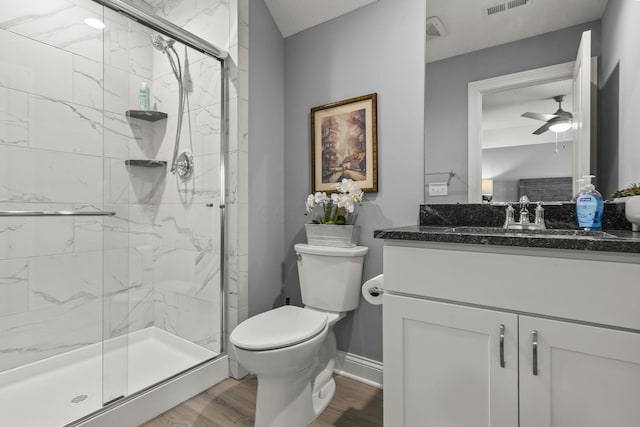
[499,324,505,368]
[532,330,538,376]
[0,210,115,217]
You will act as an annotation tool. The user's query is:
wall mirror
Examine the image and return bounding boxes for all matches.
[424,0,640,204]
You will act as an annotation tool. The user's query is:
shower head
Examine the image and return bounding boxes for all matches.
[150,33,175,52]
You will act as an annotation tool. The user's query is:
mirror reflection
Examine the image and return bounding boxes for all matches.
[482,81,575,202]
[424,0,640,203]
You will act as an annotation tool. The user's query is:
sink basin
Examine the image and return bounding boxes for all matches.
[443,226,620,239]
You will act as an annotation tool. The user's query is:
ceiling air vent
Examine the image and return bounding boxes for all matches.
[486,0,529,16]
[507,0,529,9]
[486,3,507,15]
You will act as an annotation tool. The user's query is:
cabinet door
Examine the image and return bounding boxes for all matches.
[384,294,518,427]
[519,316,640,427]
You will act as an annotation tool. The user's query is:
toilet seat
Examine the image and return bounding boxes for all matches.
[230,305,327,351]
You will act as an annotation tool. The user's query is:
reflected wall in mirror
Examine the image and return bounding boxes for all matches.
[424,0,640,203]
[482,79,575,202]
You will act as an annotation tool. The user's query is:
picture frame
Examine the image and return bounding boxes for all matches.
[310,93,378,193]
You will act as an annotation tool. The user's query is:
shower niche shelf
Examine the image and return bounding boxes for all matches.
[126,110,168,122]
[125,160,167,168]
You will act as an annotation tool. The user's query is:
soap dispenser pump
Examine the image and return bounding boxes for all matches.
[575,175,603,231]
[573,178,586,202]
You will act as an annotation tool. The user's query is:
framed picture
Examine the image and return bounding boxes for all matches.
[311,93,378,193]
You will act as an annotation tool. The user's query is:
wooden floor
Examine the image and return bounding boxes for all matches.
[141,375,383,427]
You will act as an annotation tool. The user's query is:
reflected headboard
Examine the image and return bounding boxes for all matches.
[518,177,573,202]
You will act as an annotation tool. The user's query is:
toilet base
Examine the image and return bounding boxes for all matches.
[252,330,338,427]
[313,377,336,415]
[254,368,336,427]
[232,311,345,427]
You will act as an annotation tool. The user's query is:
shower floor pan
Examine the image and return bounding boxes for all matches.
[0,327,217,427]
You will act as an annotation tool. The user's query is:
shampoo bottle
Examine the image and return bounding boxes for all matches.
[575,175,603,231]
[138,82,149,111]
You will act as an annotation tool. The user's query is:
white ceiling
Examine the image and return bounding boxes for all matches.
[263,0,608,55]
[426,0,608,63]
[262,0,598,149]
[264,0,378,38]
[482,79,574,149]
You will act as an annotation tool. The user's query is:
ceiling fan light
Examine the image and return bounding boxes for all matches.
[549,120,572,133]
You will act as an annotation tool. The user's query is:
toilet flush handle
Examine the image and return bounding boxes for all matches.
[296,252,302,261]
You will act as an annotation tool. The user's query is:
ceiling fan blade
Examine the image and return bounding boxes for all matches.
[521,112,558,121]
[533,122,551,135]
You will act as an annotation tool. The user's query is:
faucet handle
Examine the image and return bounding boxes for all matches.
[503,202,515,228]
[518,196,530,224]
[534,201,546,229]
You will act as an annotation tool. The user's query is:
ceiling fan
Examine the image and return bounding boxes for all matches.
[521,95,573,135]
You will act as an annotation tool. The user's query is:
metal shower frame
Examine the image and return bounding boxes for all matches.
[92,0,229,361]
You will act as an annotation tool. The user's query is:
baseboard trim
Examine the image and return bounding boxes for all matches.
[333,351,383,389]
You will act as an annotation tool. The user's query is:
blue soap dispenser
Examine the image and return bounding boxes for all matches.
[575,175,603,231]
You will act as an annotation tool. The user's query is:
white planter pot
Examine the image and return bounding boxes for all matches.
[625,195,640,232]
[305,224,360,248]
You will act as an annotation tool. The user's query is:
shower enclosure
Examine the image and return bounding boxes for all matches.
[0,1,227,426]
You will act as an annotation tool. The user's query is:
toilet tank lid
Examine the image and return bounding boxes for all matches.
[294,243,368,257]
[230,305,327,351]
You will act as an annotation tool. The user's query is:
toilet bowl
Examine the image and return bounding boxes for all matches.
[230,243,368,427]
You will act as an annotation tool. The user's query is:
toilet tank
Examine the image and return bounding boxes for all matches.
[294,243,368,312]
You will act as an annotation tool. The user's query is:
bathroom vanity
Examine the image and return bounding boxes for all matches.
[376,218,640,427]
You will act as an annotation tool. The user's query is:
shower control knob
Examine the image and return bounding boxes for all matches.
[174,151,194,179]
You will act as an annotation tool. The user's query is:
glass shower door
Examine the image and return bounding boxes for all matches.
[100,2,223,404]
[0,0,224,424]
[0,0,114,424]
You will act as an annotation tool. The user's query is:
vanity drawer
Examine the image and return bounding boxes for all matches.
[383,242,640,331]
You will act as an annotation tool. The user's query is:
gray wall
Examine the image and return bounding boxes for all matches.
[283,0,426,362]
[248,0,285,316]
[483,142,574,202]
[425,21,602,203]
[601,0,640,197]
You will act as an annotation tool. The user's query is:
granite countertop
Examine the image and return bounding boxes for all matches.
[374,203,640,254]
[374,225,640,254]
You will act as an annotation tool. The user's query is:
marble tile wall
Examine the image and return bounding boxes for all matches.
[136,0,227,354]
[0,0,112,372]
[0,0,230,373]
[114,0,229,355]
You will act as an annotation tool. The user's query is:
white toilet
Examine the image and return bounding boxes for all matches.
[230,243,368,427]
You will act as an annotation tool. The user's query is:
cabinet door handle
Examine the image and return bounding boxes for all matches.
[532,330,538,376]
[499,324,505,368]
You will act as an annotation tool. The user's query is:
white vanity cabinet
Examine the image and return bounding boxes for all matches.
[384,295,519,426]
[382,241,640,427]
[518,315,640,427]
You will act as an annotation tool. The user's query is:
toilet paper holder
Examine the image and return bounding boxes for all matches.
[367,286,384,297]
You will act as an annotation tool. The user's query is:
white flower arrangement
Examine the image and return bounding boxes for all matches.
[305,179,364,225]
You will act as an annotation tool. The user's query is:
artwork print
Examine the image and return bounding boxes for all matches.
[311,93,378,193]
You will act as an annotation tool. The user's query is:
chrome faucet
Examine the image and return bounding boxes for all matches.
[504,196,546,230]
[518,195,531,225]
